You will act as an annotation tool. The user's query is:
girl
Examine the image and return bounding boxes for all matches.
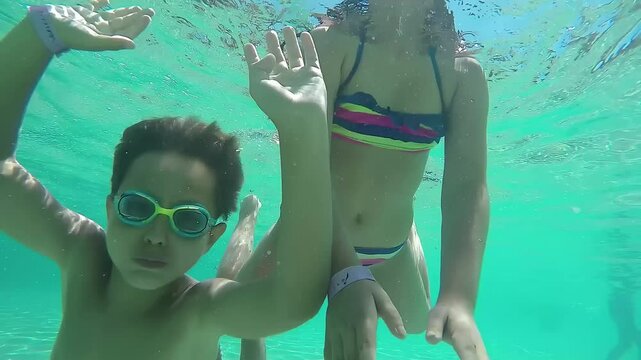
[312,1,490,359]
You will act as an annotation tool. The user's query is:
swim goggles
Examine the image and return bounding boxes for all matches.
[114,191,218,238]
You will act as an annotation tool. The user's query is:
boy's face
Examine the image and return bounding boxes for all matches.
[106,151,226,290]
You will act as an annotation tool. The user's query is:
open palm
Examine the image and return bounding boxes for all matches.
[244,27,327,129]
[43,3,154,51]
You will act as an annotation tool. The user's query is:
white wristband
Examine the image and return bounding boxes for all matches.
[28,5,69,56]
[328,266,375,301]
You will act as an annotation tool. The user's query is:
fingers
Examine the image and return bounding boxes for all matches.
[260,28,316,69]
[244,43,276,86]
[355,320,377,360]
[299,31,320,69]
[112,12,154,40]
[244,43,260,67]
[342,328,357,360]
[95,0,111,9]
[79,34,135,51]
[451,327,488,360]
[265,31,286,64]
[451,333,484,360]
[426,306,446,345]
[283,26,304,68]
[103,6,150,20]
[253,54,276,75]
[72,5,96,18]
[245,43,277,72]
[373,286,406,339]
[355,293,380,360]
[86,0,111,12]
[108,9,155,27]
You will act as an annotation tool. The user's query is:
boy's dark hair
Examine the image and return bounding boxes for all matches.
[110,117,243,220]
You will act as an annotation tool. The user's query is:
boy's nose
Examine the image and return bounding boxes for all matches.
[144,215,170,246]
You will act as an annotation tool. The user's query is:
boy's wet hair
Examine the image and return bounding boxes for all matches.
[110,117,243,220]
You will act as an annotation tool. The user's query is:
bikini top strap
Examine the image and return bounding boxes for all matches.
[428,47,447,113]
[337,29,367,96]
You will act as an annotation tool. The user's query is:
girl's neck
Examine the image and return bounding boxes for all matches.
[366,4,428,47]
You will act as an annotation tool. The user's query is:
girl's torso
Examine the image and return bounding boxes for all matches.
[327,27,457,247]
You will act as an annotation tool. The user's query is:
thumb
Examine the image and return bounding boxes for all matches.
[52,18,135,51]
[251,54,276,77]
[64,31,135,51]
[373,286,406,339]
[86,34,135,51]
[243,44,275,79]
[426,306,446,345]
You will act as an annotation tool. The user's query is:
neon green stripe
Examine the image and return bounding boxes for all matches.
[332,125,435,152]
[338,102,384,116]
[156,207,174,216]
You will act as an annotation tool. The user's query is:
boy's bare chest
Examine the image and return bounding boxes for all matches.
[51,254,219,360]
[51,300,218,360]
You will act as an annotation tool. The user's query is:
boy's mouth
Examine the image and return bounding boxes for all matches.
[133,257,168,269]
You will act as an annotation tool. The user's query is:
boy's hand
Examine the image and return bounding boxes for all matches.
[44,4,154,51]
[244,27,327,131]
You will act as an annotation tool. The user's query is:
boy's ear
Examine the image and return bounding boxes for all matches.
[106,195,114,221]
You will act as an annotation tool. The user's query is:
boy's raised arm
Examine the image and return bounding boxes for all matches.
[204,28,332,339]
[0,5,153,267]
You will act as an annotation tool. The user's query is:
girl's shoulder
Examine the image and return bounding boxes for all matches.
[311,23,360,62]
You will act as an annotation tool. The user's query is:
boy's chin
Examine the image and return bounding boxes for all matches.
[123,270,176,291]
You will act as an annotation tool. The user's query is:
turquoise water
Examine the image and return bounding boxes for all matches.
[1,0,640,359]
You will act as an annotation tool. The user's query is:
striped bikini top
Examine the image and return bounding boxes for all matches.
[332,32,447,153]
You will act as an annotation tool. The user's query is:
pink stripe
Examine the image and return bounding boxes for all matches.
[361,258,385,266]
[335,108,439,138]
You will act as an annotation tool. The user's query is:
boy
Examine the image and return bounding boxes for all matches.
[0,3,330,359]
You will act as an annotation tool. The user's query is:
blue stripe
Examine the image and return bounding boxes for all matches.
[336,92,446,135]
[334,117,440,144]
[355,242,406,256]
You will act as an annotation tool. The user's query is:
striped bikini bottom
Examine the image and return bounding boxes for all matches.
[355,241,406,267]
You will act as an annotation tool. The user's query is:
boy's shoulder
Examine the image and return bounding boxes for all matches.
[188,277,237,304]
[61,228,111,300]
[177,277,240,335]
[64,225,109,270]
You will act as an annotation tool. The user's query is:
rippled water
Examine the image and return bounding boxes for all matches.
[1,0,640,359]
